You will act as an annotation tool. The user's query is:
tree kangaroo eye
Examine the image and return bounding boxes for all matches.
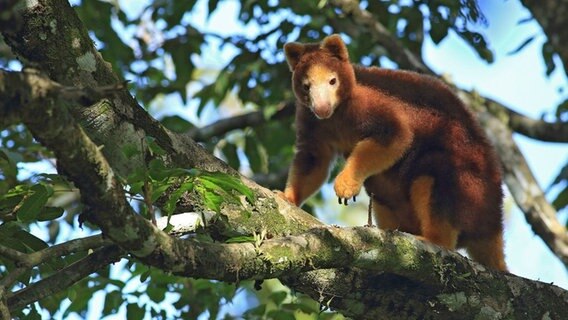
[303,83,310,91]
[329,78,337,85]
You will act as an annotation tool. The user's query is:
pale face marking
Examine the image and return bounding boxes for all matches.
[303,65,340,119]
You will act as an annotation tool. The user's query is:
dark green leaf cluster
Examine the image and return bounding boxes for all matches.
[122,137,254,228]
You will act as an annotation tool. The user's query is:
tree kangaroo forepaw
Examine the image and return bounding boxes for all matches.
[334,172,361,205]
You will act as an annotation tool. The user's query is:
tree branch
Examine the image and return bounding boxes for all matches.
[7,245,123,312]
[0,246,27,266]
[26,235,110,267]
[8,226,566,318]
[0,287,10,320]
[485,97,568,143]
[0,268,28,294]
[188,102,295,142]
[329,0,568,268]
[0,68,125,118]
[520,0,568,76]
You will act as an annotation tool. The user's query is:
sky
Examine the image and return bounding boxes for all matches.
[18,0,568,318]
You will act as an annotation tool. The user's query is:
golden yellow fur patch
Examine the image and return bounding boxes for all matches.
[333,128,414,200]
[372,201,400,230]
[410,176,459,250]
[465,233,508,271]
[306,64,337,84]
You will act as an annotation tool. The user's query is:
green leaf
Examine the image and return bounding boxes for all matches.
[160,115,195,133]
[16,184,50,222]
[555,98,568,119]
[225,235,255,243]
[148,159,188,181]
[0,221,21,237]
[163,180,194,216]
[430,16,449,44]
[213,71,230,97]
[282,302,320,314]
[542,41,557,76]
[221,142,240,170]
[63,287,91,318]
[122,143,141,160]
[0,186,27,215]
[146,136,167,156]
[17,268,32,286]
[102,291,123,316]
[199,187,224,213]
[140,268,152,283]
[269,291,289,306]
[199,171,255,203]
[552,187,568,211]
[39,290,69,314]
[267,310,296,320]
[457,30,494,63]
[507,35,536,55]
[15,230,48,252]
[243,304,266,317]
[126,303,146,319]
[147,283,166,302]
[37,206,64,221]
[148,159,169,181]
[207,0,220,16]
[245,134,268,174]
[150,183,174,203]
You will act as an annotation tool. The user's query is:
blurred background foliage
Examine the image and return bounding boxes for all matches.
[0,0,566,318]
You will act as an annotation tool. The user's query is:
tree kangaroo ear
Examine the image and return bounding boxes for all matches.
[321,34,349,61]
[284,42,306,71]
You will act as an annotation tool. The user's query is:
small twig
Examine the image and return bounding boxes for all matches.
[140,137,156,225]
[367,193,374,227]
[26,234,110,267]
[7,245,123,312]
[0,286,11,320]
[0,246,27,266]
[188,101,295,141]
[0,268,29,294]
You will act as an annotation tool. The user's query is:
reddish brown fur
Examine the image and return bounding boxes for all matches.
[283,34,506,271]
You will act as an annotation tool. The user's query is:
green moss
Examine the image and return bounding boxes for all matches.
[76,51,97,72]
[474,306,502,320]
[437,292,467,311]
[390,236,422,269]
[230,196,300,236]
[344,299,365,315]
[49,19,57,34]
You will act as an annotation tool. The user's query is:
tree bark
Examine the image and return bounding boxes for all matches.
[1,0,567,319]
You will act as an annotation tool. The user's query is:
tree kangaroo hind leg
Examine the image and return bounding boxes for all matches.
[372,201,401,230]
[463,233,508,271]
[410,176,459,250]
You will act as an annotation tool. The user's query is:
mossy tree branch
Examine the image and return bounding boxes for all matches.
[1,1,567,319]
